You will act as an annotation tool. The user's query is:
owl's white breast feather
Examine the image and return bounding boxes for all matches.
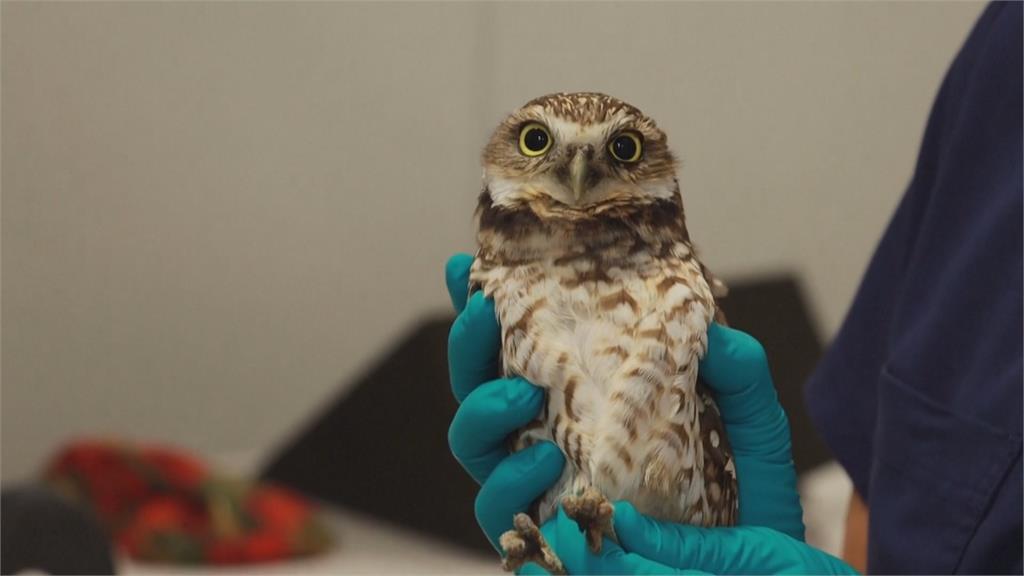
[471,247,724,526]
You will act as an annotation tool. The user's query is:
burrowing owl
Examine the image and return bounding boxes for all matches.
[470,92,737,573]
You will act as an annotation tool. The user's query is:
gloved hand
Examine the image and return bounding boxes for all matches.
[697,322,804,539]
[445,253,565,550]
[532,501,856,575]
[444,253,856,574]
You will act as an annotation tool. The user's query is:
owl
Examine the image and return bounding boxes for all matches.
[470,92,737,574]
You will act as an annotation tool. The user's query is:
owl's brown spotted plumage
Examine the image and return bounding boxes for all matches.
[471,92,737,573]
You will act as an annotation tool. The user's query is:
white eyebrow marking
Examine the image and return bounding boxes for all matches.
[541,110,632,149]
[546,118,612,145]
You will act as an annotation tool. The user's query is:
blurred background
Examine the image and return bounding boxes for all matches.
[2,1,984,573]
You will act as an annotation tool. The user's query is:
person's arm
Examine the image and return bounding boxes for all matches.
[842,491,868,573]
[804,5,1023,572]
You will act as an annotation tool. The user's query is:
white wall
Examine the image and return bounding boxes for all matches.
[1,2,983,482]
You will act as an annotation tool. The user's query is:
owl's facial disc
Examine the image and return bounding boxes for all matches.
[488,119,663,209]
[482,93,678,213]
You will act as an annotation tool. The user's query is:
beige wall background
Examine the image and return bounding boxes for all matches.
[2,2,983,482]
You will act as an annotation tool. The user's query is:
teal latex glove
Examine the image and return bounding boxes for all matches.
[529,506,685,575]
[445,253,566,550]
[532,501,855,575]
[697,322,804,539]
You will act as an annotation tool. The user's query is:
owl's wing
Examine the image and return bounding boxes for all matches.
[617,256,736,526]
[698,260,729,299]
[696,379,739,526]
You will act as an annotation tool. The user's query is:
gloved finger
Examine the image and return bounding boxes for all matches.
[615,503,820,575]
[475,442,565,550]
[571,542,689,575]
[732,456,805,540]
[699,323,773,398]
[698,323,792,462]
[445,253,475,313]
[518,563,551,575]
[449,377,546,484]
[539,507,689,575]
[614,502,741,573]
[448,291,501,402]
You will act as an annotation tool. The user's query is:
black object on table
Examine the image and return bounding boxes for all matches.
[1,484,116,575]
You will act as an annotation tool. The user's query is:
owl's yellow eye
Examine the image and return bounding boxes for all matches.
[609,132,643,163]
[518,123,552,157]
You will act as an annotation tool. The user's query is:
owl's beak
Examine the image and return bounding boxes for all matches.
[569,149,589,203]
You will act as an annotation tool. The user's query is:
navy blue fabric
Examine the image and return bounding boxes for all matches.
[804,2,1023,574]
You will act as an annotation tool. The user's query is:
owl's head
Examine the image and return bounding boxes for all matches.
[481,92,678,216]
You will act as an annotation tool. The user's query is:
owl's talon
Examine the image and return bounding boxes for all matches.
[499,513,566,575]
[562,486,616,553]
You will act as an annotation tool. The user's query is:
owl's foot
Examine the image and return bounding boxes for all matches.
[562,486,615,553]
[499,513,566,575]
